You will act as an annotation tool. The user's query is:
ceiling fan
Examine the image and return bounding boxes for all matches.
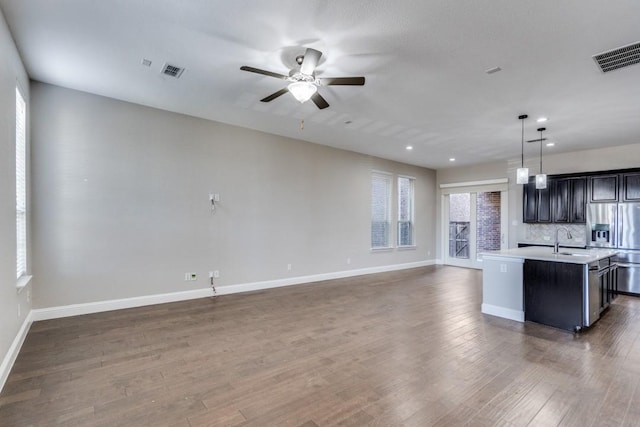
[240,47,365,109]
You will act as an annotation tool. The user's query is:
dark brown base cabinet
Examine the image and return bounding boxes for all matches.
[524,261,584,331]
[524,259,618,332]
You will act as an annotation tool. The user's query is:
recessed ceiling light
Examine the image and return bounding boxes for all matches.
[546,142,555,147]
[449,158,456,162]
[537,117,548,123]
[406,145,413,150]
[141,58,152,67]
[485,66,502,74]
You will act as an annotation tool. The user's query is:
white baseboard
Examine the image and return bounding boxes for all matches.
[31,288,213,321]
[0,311,33,393]
[216,260,435,296]
[481,303,524,322]
[31,260,435,322]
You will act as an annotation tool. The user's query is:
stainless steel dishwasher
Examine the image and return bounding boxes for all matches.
[584,261,603,327]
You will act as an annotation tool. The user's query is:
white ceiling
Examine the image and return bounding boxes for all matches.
[1,0,639,170]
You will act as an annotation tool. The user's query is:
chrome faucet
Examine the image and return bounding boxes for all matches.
[554,227,573,253]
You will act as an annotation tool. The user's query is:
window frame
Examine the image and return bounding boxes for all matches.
[16,85,30,289]
[397,175,416,248]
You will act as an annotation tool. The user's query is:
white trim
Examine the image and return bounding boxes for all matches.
[371,169,393,176]
[16,275,32,292]
[481,255,524,263]
[0,311,33,393]
[397,173,417,180]
[481,303,524,322]
[370,246,395,252]
[439,178,508,189]
[31,288,214,321]
[30,260,436,322]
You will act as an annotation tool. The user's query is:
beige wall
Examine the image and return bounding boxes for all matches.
[0,7,31,384]
[436,143,640,260]
[30,82,437,308]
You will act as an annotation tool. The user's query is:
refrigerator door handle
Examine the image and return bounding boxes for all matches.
[617,204,622,248]
[617,263,640,268]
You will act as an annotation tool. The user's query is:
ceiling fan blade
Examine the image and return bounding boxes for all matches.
[300,48,322,75]
[311,92,329,109]
[240,66,288,80]
[260,88,289,102]
[318,77,365,86]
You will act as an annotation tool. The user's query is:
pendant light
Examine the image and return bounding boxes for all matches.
[535,127,547,189]
[516,114,529,184]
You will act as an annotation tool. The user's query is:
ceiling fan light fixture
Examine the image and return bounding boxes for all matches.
[288,81,317,103]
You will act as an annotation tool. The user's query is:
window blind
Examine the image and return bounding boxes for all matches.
[398,176,415,246]
[371,172,392,248]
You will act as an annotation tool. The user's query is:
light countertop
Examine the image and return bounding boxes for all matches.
[482,246,618,265]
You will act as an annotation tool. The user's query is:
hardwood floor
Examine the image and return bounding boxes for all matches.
[2,265,640,426]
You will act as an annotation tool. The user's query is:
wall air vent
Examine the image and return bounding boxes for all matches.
[593,41,640,73]
[161,63,185,78]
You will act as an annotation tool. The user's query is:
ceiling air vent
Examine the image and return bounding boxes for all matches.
[161,63,185,78]
[593,41,640,73]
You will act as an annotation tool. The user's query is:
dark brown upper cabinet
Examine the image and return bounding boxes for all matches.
[523,178,552,223]
[589,175,619,203]
[553,177,586,223]
[621,172,640,202]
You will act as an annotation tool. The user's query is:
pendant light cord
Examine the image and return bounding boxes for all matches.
[518,114,528,168]
[521,119,525,167]
[539,128,544,173]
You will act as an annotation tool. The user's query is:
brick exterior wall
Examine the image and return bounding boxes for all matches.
[476,191,501,252]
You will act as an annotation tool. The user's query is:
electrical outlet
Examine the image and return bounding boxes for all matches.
[287,264,292,271]
[500,263,507,273]
[347,258,351,265]
[213,270,220,278]
[185,272,197,281]
[27,289,31,303]
[17,304,21,318]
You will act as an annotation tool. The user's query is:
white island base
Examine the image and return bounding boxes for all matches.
[481,256,524,322]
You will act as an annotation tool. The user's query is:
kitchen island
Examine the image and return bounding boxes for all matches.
[482,246,618,331]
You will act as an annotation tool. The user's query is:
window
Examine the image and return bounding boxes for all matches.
[371,172,392,248]
[398,176,415,246]
[16,87,27,280]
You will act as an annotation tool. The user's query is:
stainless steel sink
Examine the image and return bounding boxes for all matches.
[558,252,591,257]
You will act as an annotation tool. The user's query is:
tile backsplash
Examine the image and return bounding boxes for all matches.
[523,224,587,246]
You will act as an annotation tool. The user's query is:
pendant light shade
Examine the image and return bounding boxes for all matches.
[516,114,529,184]
[535,127,547,189]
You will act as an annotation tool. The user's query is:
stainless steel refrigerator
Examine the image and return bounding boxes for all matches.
[587,203,640,295]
